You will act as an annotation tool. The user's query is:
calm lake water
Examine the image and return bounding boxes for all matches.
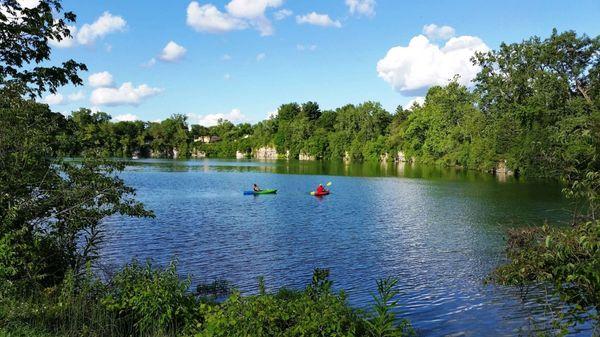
[101,159,581,336]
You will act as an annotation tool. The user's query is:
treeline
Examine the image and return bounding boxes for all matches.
[59,29,599,180]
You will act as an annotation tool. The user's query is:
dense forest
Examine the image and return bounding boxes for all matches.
[58,29,599,180]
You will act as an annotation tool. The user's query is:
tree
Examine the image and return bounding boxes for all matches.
[0,0,87,97]
[301,101,321,120]
[0,0,152,291]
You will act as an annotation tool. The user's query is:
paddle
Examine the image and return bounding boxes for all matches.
[310,181,332,195]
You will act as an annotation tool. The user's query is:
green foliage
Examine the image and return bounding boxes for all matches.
[102,260,200,335]
[197,269,413,337]
[0,0,87,97]
[365,278,414,337]
[490,221,600,327]
[0,92,153,291]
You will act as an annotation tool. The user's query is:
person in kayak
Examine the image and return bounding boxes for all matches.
[253,183,261,192]
[316,184,327,194]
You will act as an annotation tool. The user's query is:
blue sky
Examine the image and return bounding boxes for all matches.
[42,0,600,125]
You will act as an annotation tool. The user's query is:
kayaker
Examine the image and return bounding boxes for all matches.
[316,184,327,194]
[253,183,261,192]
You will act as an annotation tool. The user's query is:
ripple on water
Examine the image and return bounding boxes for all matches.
[100,160,587,336]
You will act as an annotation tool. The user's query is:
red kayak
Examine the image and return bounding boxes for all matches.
[311,190,330,196]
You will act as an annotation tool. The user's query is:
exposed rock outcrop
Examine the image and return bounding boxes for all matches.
[190,149,206,158]
[254,146,278,160]
[343,151,351,163]
[299,151,316,161]
[495,160,514,176]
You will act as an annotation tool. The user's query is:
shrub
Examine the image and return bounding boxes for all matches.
[102,260,200,336]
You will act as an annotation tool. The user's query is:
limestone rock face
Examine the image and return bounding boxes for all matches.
[343,151,351,163]
[236,151,246,159]
[495,160,514,176]
[191,149,206,158]
[254,146,278,159]
[299,151,315,161]
[397,151,407,162]
[380,153,389,162]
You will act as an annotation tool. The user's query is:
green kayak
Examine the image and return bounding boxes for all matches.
[244,189,277,195]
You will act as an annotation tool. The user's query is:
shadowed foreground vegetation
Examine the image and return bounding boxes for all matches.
[0,263,414,337]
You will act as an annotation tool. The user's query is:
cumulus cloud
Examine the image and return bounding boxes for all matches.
[112,113,139,122]
[256,52,266,61]
[422,23,455,40]
[90,82,162,106]
[158,41,187,62]
[77,12,126,46]
[345,0,375,17]
[376,31,489,96]
[49,25,77,48]
[274,9,292,20]
[186,0,280,36]
[222,54,232,60]
[49,12,126,48]
[42,93,64,105]
[186,2,246,33]
[88,71,114,88]
[41,90,85,105]
[187,108,246,126]
[403,96,425,110]
[226,0,282,19]
[296,12,341,28]
[1,0,39,21]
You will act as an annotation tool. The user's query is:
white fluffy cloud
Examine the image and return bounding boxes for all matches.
[49,12,126,48]
[90,82,162,106]
[187,108,246,126]
[88,71,114,88]
[41,90,86,105]
[222,54,232,60]
[376,30,489,95]
[42,93,64,105]
[112,113,139,122]
[186,0,280,36]
[186,2,246,33]
[256,52,266,61]
[159,41,187,62]
[77,12,126,46]
[422,24,455,40]
[403,96,425,110]
[296,12,341,28]
[226,0,281,19]
[48,25,77,48]
[1,0,39,20]
[345,0,375,17]
[274,9,292,20]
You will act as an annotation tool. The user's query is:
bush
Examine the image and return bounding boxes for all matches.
[102,260,200,336]
[196,269,414,337]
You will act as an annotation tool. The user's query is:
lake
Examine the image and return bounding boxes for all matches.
[101,159,578,336]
